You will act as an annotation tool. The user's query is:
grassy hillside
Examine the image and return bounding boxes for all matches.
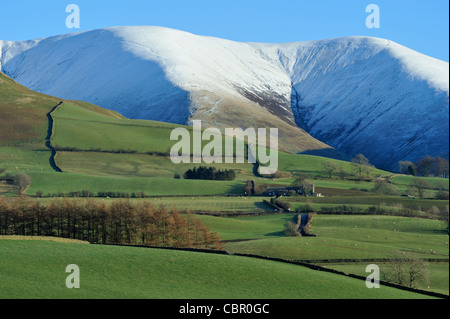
[0,72,57,145]
[200,214,448,258]
[51,101,176,154]
[0,239,435,299]
[25,171,242,196]
[1,71,448,299]
[0,73,123,146]
[321,262,449,296]
[200,213,448,294]
[3,70,446,200]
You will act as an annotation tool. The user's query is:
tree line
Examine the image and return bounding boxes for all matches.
[319,154,374,181]
[321,154,449,180]
[36,190,148,199]
[53,145,169,157]
[399,156,449,178]
[0,198,222,250]
[180,166,236,181]
[371,177,449,200]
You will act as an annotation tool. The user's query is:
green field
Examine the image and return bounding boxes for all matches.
[216,215,448,260]
[1,71,448,299]
[52,101,178,154]
[24,171,243,196]
[197,213,449,295]
[198,214,291,240]
[318,262,449,296]
[284,195,449,212]
[277,151,386,178]
[0,239,436,299]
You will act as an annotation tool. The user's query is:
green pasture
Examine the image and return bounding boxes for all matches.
[284,195,449,212]
[198,213,448,295]
[220,215,448,260]
[0,239,435,299]
[25,171,242,196]
[321,262,449,296]
[55,151,259,181]
[52,102,178,154]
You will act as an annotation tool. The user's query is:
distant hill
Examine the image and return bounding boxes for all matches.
[1,26,448,170]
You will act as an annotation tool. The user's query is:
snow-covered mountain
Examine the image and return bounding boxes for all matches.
[1,26,448,170]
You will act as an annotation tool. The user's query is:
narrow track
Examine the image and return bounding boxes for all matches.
[45,101,63,172]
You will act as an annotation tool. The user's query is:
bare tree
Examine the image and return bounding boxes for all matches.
[14,173,32,195]
[291,173,315,195]
[351,154,371,178]
[436,157,449,178]
[383,253,405,285]
[415,156,436,177]
[284,221,300,237]
[322,161,339,178]
[403,254,429,288]
[439,206,449,233]
[338,166,348,180]
[372,180,398,195]
[408,178,432,199]
[398,161,416,176]
[291,172,310,186]
[382,251,428,288]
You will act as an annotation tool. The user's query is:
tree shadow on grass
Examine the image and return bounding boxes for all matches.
[226,183,246,195]
[253,201,274,211]
[264,231,285,237]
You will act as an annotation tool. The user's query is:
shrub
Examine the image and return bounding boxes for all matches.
[284,221,300,237]
[96,191,135,198]
[408,178,433,199]
[298,204,315,213]
[322,161,340,178]
[13,173,32,195]
[137,191,146,198]
[435,190,449,200]
[372,180,398,195]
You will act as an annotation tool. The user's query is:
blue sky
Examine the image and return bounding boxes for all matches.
[0,0,448,61]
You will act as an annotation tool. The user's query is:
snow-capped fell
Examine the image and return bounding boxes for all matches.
[248,36,449,169]
[1,26,448,170]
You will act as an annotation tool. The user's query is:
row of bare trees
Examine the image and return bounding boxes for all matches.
[0,198,222,250]
[319,154,374,181]
[382,251,429,289]
[399,156,449,178]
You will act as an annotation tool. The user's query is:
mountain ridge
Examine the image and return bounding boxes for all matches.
[1,26,448,170]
